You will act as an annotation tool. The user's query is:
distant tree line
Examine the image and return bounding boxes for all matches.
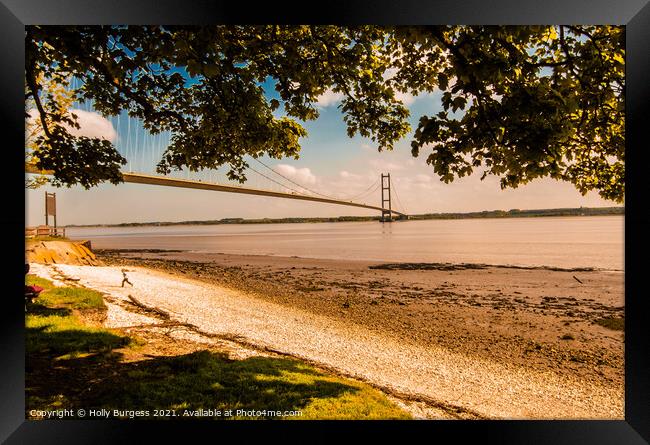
[64,206,623,228]
[410,206,624,220]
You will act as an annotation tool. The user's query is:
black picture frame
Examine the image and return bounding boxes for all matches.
[3,1,649,443]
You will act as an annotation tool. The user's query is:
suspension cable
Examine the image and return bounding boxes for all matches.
[126,110,132,172]
[344,181,380,202]
[251,158,343,199]
[391,178,407,214]
[252,158,381,202]
[247,165,305,195]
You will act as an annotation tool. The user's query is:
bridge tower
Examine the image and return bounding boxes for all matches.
[380,173,392,222]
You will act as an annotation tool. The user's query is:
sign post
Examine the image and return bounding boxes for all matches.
[45,192,56,228]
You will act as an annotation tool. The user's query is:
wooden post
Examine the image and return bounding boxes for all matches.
[44,192,58,234]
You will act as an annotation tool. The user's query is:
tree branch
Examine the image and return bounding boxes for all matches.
[25,33,53,139]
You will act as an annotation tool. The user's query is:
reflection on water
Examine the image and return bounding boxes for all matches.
[67,215,624,270]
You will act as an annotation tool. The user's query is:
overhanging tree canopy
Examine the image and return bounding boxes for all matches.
[25,25,625,202]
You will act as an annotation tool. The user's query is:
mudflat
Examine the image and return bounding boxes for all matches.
[98,249,624,391]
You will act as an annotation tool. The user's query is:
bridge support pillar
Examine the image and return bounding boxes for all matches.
[381,173,392,222]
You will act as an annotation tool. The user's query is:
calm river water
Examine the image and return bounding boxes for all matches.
[67,215,624,270]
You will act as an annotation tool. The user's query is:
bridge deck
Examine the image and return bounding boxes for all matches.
[26,167,406,217]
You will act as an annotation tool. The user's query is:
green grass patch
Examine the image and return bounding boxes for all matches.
[594,317,624,331]
[26,314,131,357]
[25,275,132,358]
[26,274,56,291]
[36,286,106,311]
[26,279,138,413]
[89,351,410,420]
[26,277,130,356]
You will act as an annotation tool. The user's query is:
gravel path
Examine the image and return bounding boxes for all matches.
[39,264,623,419]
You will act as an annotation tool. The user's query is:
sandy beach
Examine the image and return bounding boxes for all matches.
[34,248,624,419]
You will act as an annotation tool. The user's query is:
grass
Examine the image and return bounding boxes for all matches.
[594,317,625,331]
[26,314,131,357]
[26,235,70,243]
[92,351,410,420]
[26,274,56,291]
[25,275,133,359]
[26,275,410,420]
[36,286,105,311]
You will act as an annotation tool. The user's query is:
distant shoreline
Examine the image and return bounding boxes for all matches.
[64,206,623,228]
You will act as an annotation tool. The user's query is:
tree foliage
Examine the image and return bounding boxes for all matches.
[25,25,624,201]
[25,73,72,189]
[395,26,624,202]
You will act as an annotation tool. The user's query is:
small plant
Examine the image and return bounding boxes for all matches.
[594,317,624,331]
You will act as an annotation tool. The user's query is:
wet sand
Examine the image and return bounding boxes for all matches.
[97,249,624,392]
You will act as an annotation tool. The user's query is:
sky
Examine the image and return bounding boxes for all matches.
[25,82,618,226]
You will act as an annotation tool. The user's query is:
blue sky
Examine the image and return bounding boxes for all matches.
[26,80,616,226]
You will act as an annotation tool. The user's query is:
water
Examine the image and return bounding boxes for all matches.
[66,215,624,270]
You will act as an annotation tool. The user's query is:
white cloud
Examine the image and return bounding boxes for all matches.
[339,170,364,180]
[315,88,344,107]
[67,109,118,142]
[395,90,416,106]
[385,175,438,197]
[275,164,317,185]
[27,108,117,143]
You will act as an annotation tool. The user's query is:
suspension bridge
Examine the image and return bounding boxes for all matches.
[26,81,409,221]
[26,164,408,220]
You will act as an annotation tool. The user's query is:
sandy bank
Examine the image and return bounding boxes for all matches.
[26,240,100,265]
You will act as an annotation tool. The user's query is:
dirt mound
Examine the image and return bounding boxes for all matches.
[26,240,101,266]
